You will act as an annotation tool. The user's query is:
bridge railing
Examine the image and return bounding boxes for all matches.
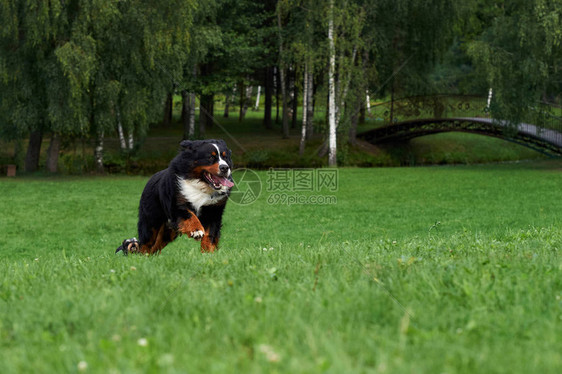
[369,94,562,134]
[369,95,489,124]
[527,103,562,134]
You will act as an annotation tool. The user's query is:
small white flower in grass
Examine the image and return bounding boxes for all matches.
[157,353,175,367]
[254,296,262,303]
[137,338,148,347]
[110,269,115,273]
[34,258,39,262]
[130,266,137,271]
[258,344,281,363]
[77,361,88,371]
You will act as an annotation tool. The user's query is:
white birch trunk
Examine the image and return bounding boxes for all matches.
[328,0,337,167]
[94,130,104,173]
[127,132,134,150]
[487,88,493,109]
[117,109,126,150]
[366,89,371,114]
[254,86,261,110]
[336,46,357,126]
[242,85,252,117]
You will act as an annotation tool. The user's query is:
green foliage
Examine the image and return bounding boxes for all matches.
[370,0,460,96]
[1,0,560,168]
[0,0,195,142]
[188,0,268,94]
[467,0,562,123]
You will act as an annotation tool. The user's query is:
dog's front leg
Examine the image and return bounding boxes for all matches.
[176,210,205,241]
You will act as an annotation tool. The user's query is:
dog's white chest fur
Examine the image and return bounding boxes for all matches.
[177,177,227,214]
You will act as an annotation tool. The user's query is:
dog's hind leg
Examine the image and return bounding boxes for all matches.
[140,224,176,255]
[115,238,141,255]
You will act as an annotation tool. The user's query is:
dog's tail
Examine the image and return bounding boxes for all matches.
[115,238,140,255]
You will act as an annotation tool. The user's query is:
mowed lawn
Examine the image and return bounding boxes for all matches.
[0,162,561,373]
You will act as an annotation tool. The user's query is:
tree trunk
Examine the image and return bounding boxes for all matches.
[117,107,126,150]
[46,133,60,173]
[299,63,308,156]
[94,129,104,173]
[277,10,289,138]
[25,130,43,172]
[128,131,134,150]
[328,0,337,167]
[359,102,366,125]
[199,96,206,136]
[275,67,280,124]
[209,98,214,128]
[291,69,298,129]
[181,89,190,139]
[390,81,395,124]
[224,91,231,118]
[336,46,357,126]
[199,93,214,136]
[366,90,372,115]
[14,138,25,170]
[239,84,252,121]
[264,67,273,129]
[254,86,261,111]
[349,96,360,145]
[245,85,252,114]
[279,68,289,138]
[306,71,314,139]
[163,92,173,126]
[188,93,196,138]
[277,16,290,137]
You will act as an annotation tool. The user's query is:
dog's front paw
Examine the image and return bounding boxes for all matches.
[190,230,204,241]
[116,238,140,255]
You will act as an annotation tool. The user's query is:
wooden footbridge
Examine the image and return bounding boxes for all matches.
[358,95,562,156]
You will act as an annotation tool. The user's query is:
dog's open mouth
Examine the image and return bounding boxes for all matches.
[203,171,234,190]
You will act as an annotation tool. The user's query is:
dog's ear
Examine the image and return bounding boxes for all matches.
[180,140,193,151]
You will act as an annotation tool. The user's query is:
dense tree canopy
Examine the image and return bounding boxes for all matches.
[467,0,562,124]
[0,0,560,170]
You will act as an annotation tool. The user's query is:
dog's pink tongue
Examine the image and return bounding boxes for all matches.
[220,177,234,188]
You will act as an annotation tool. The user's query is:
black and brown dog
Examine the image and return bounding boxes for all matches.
[116,139,234,255]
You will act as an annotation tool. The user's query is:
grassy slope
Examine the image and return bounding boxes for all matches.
[1,162,561,373]
[0,107,547,173]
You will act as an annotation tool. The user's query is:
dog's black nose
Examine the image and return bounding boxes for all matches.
[219,164,229,174]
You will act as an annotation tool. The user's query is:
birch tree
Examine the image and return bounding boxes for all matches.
[328,0,337,166]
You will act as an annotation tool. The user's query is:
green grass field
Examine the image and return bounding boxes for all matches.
[1,161,561,373]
